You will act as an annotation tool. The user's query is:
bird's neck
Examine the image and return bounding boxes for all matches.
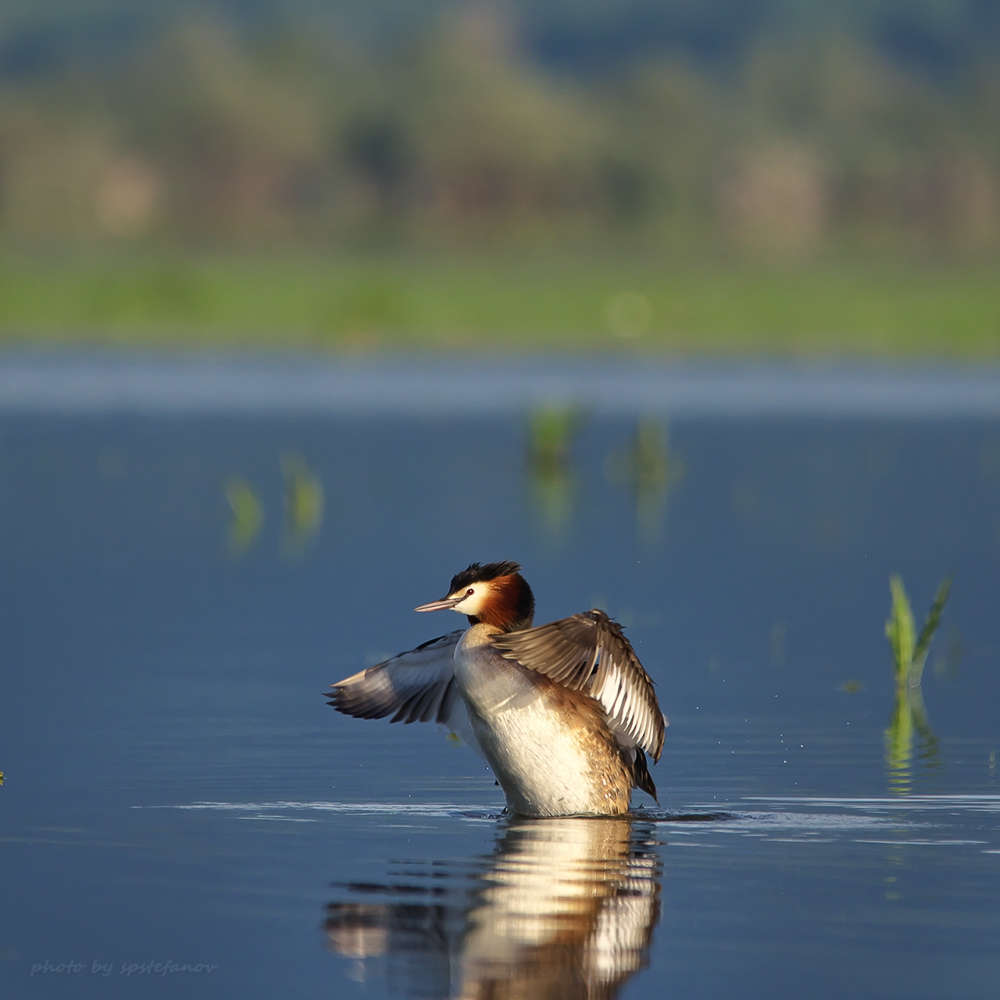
[470,573,535,633]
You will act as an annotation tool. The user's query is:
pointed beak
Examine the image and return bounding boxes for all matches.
[414,597,462,613]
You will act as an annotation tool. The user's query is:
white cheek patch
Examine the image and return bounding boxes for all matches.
[452,585,489,616]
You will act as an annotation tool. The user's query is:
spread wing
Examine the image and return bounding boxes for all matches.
[490,611,666,762]
[327,631,466,727]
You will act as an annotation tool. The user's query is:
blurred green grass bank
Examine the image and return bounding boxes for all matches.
[0,254,997,357]
[1,2,999,355]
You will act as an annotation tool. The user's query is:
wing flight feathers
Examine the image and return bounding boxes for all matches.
[327,630,465,727]
[490,611,666,762]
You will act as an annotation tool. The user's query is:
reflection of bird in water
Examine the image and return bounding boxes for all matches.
[324,816,661,1000]
[328,562,667,817]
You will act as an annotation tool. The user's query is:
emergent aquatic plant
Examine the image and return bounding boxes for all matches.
[526,405,579,540]
[225,477,264,555]
[605,418,684,546]
[884,575,951,793]
[282,453,325,557]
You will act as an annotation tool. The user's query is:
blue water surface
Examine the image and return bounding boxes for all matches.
[1,359,998,999]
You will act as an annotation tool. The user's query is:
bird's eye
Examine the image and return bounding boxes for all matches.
[466,588,474,596]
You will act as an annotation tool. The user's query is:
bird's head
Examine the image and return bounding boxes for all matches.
[415,561,535,632]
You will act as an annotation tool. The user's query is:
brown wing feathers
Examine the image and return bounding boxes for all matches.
[490,610,666,762]
[490,616,601,689]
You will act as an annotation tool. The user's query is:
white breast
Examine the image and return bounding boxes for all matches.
[454,626,617,817]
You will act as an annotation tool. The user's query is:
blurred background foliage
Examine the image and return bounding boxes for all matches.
[0,0,998,349]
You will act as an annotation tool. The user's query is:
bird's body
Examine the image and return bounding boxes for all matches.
[454,622,634,816]
[328,562,666,818]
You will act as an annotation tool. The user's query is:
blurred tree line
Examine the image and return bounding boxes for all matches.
[0,0,997,254]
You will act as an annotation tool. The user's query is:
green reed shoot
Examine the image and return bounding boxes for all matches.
[885,575,952,690]
[282,453,325,556]
[884,574,950,793]
[527,405,579,539]
[225,477,264,554]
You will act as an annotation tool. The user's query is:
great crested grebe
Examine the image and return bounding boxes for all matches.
[327,561,667,817]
